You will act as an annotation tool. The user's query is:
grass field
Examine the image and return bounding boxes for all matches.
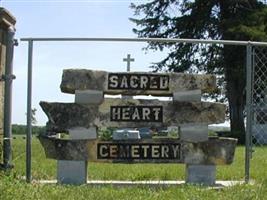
[0,135,267,200]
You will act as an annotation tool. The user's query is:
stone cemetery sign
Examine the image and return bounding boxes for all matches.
[107,73,169,90]
[40,99,224,131]
[110,105,163,122]
[60,69,216,95]
[39,69,237,185]
[39,136,236,164]
[97,142,181,161]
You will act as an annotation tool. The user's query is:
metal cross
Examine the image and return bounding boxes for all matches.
[123,54,135,72]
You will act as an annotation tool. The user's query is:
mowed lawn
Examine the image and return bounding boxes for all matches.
[0,135,267,200]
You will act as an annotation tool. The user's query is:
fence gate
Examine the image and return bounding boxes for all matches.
[246,45,267,181]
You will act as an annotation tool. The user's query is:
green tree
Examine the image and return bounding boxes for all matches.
[31,108,37,125]
[131,0,267,143]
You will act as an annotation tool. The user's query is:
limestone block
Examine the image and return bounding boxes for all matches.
[179,124,208,142]
[38,136,237,165]
[186,164,216,186]
[39,99,225,132]
[173,90,201,102]
[38,135,91,161]
[182,137,237,165]
[75,90,103,105]
[60,69,217,95]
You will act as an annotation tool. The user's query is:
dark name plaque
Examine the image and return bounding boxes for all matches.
[97,142,181,161]
[110,106,163,122]
[108,73,169,90]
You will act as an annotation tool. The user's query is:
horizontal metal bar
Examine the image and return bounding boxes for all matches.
[20,37,267,46]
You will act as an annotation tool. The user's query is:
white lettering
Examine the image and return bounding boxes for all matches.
[161,145,169,158]
[160,77,169,89]
[110,145,118,158]
[109,75,118,88]
[122,107,130,120]
[130,76,138,88]
[132,108,140,120]
[131,145,139,158]
[141,145,149,158]
[100,145,108,157]
[120,76,128,88]
[140,76,149,89]
[153,108,161,120]
[142,108,150,120]
[152,145,160,158]
[150,76,158,89]
[111,107,121,120]
[171,145,180,158]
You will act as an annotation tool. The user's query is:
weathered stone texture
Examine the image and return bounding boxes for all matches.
[40,98,225,133]
[38,135,92,161]
[182,137,237,165]
[38,136,237,165]
[60,69,216,96]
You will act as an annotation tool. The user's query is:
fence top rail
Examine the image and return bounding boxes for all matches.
[20,37,267,46]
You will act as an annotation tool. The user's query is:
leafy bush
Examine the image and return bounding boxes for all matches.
[98,128,113,141]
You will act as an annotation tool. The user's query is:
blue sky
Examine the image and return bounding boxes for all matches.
[2,1,168,125]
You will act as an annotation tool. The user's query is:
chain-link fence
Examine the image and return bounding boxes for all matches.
[244,45,267,182]
[251,46,267,146]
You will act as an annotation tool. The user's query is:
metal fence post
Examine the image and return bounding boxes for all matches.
[3,26,16,170]
[26,40,33,183]
[245,44,253,183]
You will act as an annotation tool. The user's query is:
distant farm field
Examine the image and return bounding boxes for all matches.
[1,135,267,200]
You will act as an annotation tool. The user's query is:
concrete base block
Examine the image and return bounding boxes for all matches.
[68,127,97,139]
[113,129,140,140]
[179,124,208,142]
[57,160,87,185]
[75,90,103,105]
[186,164,216,186]
[173,90,201,102]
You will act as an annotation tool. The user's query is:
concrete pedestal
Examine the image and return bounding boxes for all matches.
[185,164,216,186]
[57,160,87,185]
[57,126,97,184]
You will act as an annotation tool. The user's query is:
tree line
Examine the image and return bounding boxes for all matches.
[12,124,46,135]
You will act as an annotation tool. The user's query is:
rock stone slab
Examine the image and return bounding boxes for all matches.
[38,135,91,160]
[39,98,225,133]
[182,137,237,165]
[60,69,216,96]
[38,136,237,165]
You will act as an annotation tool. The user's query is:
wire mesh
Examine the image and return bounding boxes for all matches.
[251,46,267,146]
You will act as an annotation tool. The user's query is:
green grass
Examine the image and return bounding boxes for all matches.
[0,135,267,200]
